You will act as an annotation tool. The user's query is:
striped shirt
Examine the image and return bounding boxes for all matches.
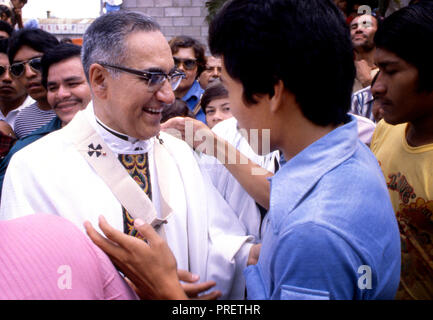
[13,102,57,139]
[350,86,376,122]
[0,214,138,300]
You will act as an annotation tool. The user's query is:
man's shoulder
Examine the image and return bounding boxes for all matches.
[280,143,394,229]
[370,120,406,153]
[158,131,195,155]
[14,102,38,120]
[10,125,72,164]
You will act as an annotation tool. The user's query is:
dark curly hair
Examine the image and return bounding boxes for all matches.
[169,35,206,78]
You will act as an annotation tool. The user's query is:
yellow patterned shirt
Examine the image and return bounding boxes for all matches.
[371,120,433,299]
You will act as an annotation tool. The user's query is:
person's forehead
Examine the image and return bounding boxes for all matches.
[0,52,8,65]
[13,45,43,62]
[173,47,196,59]
[374,48,408,68]
[351,15,377,27]
[208,97,229,108]
[48,57,85,79]
[207,57,221,66]
[124,30,174,71]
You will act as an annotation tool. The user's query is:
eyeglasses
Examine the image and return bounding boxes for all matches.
[10,57,42,78]
[0,65,8,77]
[173,57,197,70]
[98,62,186,92]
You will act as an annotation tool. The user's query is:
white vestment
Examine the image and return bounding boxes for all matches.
[0,103,253,299]
[197,117,279,241]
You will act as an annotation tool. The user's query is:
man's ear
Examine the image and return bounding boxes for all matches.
[250,80,287,111]
[89,63,108,100]
[269,80,286,114]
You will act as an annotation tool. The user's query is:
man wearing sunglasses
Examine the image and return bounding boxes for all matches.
[0,11,255,300]
[0,43,91,196]
[169,36,206,123]
[7,28,59,139]
[0,39,32,130]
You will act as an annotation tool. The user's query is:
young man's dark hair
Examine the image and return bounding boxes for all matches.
[0,20,13,38]
[7,28,59,63]
[374,0,433,92]
[161,98,194,123]
[169,35,206,77]
[0,38,8,54]
[200,80,228,113]
[41,43,82,88]
[209,0,355,126]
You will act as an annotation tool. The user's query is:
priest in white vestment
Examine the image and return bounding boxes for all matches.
[196,117,280,241]
[0,11,255,299]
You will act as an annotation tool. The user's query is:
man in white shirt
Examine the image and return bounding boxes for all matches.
[0,11,255,299]
[8,28,58,138]
[0,38,33,129]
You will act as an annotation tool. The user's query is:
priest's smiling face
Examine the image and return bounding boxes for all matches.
[94,30,176,141]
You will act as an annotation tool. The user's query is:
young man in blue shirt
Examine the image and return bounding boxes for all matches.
[85,0,401,300]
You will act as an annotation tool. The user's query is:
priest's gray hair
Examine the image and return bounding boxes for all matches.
[81,11,161,81]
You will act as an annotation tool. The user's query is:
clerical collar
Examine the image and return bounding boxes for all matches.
[95,117,140,144]
[91,111,153,154]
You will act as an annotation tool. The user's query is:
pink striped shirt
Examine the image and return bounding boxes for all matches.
[0,214,138,300]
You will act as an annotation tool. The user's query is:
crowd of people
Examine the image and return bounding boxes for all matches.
[0,0,431,301]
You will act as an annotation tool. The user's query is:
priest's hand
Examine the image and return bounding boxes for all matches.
[178,270,222,300]
[84,215,187,300]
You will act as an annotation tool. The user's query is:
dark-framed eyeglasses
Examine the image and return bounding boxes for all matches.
[0,65,9,77]
[10,57,43,78]
[173,57,197,70]
[98,62,186,92]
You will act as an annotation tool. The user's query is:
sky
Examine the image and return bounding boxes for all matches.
[22,0,101,19]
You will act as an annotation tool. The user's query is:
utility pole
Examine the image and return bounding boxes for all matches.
[100,0,104,16]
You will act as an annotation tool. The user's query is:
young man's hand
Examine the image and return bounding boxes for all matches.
[84,216,221,300]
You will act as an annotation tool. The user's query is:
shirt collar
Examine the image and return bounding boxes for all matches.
[183,80,204,102]
[363,86,374,104]
[84,101,154,155]
[269,115,359,233]
[0,95,35,119]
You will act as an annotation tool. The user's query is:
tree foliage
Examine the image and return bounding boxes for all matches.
[205,0,229,23]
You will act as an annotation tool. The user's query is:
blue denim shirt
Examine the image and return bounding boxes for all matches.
[182,80,205,123]
[245,115,401,300]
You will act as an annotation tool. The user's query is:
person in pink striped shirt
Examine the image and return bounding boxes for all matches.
[0,214,138,300]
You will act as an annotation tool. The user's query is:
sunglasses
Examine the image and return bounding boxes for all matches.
[10,57,43,78]
[98,62,186,92]
[173,57,197,70]
[0,65,9,77]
